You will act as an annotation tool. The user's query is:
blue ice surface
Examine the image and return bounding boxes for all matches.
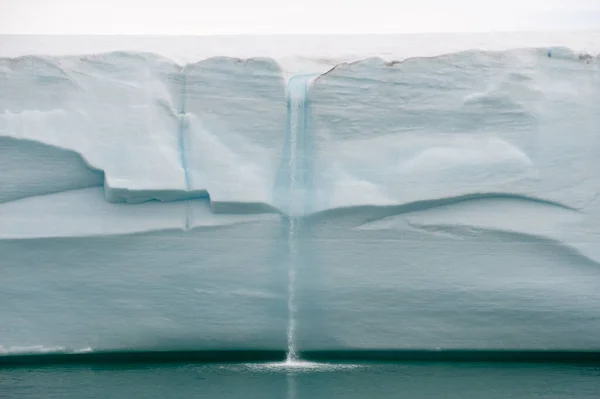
[0,47,599,356]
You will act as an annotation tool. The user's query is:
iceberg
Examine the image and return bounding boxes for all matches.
[0,39,599,357]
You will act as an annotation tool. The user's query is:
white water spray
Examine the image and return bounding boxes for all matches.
[286,214,299,363]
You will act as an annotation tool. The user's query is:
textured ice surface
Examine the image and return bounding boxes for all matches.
[308,49,600,211]
[0,136,103,203]
[0,53,185,202]
[0,196,286,351]
[183,58,286,209]
[293,48,600,350]
[295,199,600,350]
[0,53,286,205]
[1,39,599,354]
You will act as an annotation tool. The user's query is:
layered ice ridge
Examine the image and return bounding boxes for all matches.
[294,194,600,351]
[1,47,598,212]
[0,52,287,210]
[0,214,288,352]
[308,47,599,214]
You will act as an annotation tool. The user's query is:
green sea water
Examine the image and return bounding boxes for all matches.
[1,361,599,398]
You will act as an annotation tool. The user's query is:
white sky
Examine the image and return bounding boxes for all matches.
[0,0,599,34]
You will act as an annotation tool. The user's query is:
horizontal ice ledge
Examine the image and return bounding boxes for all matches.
[0,136,281,216]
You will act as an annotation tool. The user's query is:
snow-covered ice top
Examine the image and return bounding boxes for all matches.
[1,32,600,76]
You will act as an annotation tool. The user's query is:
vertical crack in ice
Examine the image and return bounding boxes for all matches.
[178,66,190,191]
[184,200,192,231]
[178,67,192,230]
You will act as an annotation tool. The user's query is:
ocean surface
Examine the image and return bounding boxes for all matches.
[1,361,600,398]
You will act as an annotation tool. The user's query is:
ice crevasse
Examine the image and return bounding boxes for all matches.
[1,47,600,354]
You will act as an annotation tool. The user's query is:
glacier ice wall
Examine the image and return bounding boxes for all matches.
[0,194,286,351]
[295,49,600,350]
[1,48,599,354]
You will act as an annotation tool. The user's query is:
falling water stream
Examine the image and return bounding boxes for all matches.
[284,75,314,364]
[286,211,299,363]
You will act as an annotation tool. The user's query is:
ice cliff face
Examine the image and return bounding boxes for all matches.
[0,53,287,207]
[1,47,599,354]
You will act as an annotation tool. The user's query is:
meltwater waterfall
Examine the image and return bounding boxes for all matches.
[284,75,314,363]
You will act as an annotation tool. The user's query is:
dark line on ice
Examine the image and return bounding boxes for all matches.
[2,350,600,368]
[301,350,600,364]
[184,200,192,230]
[0,350,286,368]
[405,223,600,268]
[307,192,579,223]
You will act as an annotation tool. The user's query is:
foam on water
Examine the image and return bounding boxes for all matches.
[0,345,93,355]
[241,360,363,373]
